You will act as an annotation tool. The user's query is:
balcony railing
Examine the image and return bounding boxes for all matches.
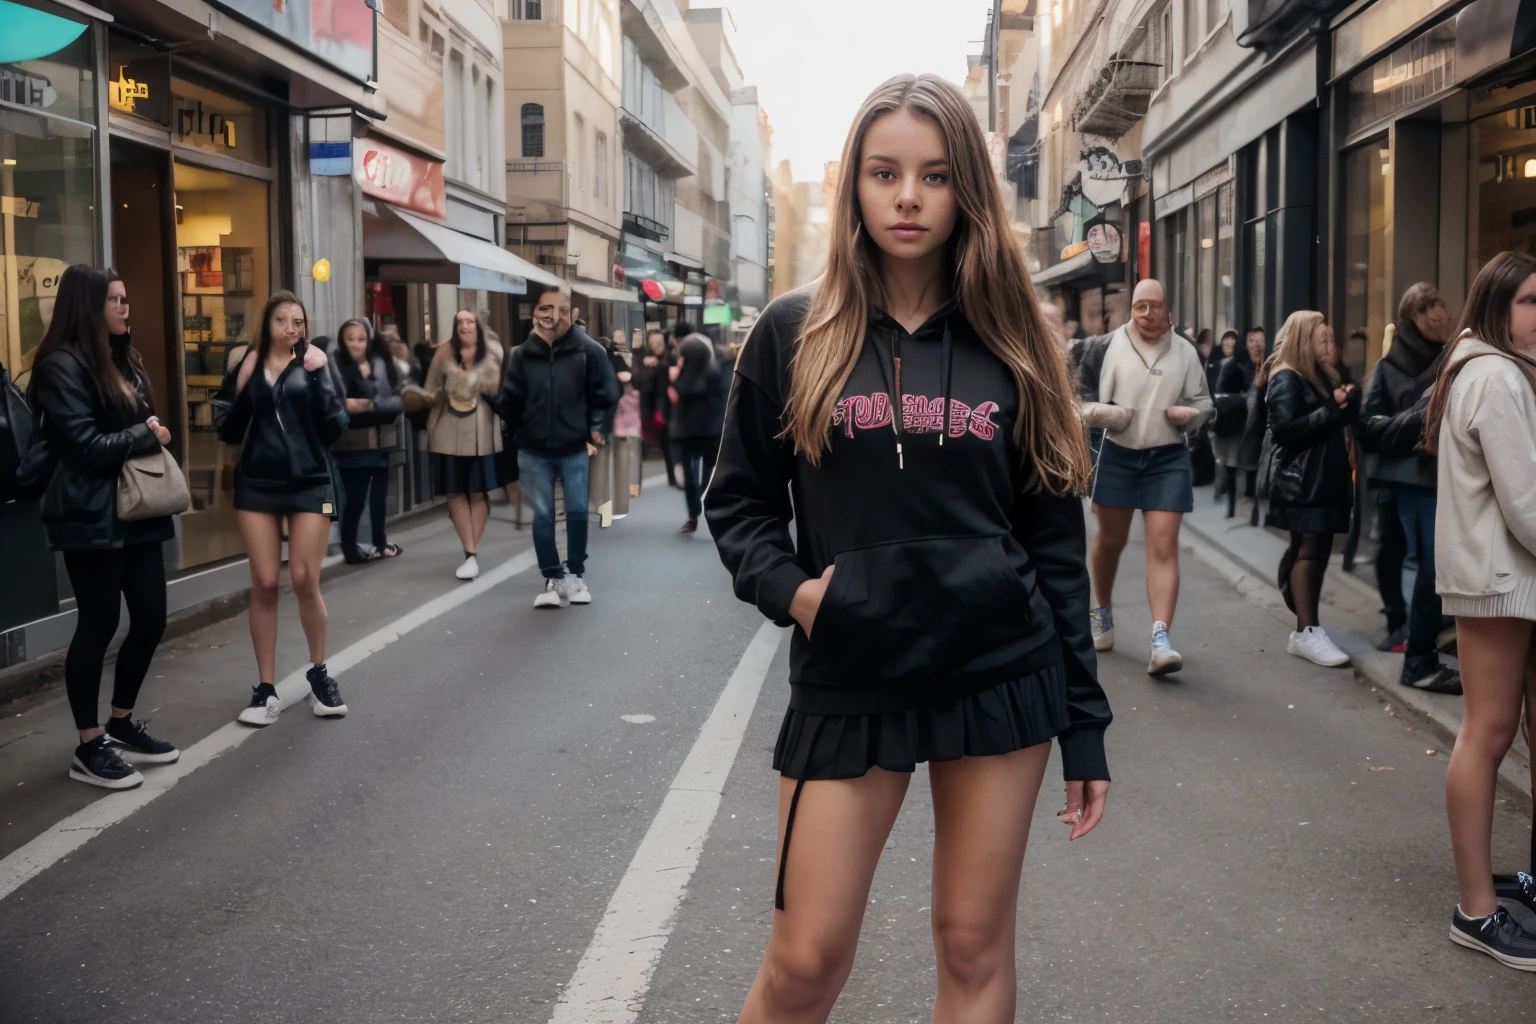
[623,211,669,242]
[1070,60,1161,139]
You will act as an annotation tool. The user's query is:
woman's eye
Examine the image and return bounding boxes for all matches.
[925,173,949,184]
[873,169,896,180]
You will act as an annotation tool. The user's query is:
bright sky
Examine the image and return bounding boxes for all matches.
[720,0,996,182]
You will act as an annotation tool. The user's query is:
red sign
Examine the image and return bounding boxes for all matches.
[1138,221,1152,281]
[355,135,447,220]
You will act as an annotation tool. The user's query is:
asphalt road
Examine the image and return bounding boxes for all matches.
[0,484,1530,1023]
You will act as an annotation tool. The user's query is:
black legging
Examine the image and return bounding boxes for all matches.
[339,465,388,558]
[62,543,167,731]
[1282,531,1334,631]
[678,437,718,519]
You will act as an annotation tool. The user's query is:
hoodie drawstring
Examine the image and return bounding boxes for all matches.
[939,321,954,447]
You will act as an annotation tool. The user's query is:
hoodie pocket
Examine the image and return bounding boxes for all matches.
[808,535,1038,683]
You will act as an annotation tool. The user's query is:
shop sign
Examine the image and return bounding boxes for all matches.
[354,136,447,220]
[0,67,52,110]
[174,99,239,150]
[1085,215,1122,264]
[210,0,376,84]
[107,38,171,127]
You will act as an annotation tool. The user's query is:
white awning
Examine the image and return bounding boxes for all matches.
[572,281,643,305]
[364,202,563,294]
[1030,250,1097,289]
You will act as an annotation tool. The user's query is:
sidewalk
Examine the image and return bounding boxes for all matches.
[1180,483,1532,800]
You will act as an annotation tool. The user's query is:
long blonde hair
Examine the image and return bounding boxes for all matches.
[781,74,1090,495]
[1263,309,1335,394]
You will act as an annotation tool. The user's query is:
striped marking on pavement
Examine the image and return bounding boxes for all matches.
[0,471,676,902]
[548,620,783,1024]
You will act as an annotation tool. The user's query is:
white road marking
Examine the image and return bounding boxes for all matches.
[548,621,782,1024]
[0,547,542,902]
[619,714,656,724]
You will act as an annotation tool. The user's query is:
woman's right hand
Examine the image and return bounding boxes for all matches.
[147,416,171,446]
[790,564,836,638]
[1333,384,1356,407]
[346,397,374,414]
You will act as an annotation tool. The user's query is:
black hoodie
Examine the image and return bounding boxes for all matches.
[1359,321,1441,490]
[497,325,620,457]
[704,288,1111,781]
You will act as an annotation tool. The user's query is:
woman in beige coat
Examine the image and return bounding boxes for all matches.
[425,309,503,580]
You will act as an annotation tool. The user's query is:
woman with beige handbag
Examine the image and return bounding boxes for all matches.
[27,266,184,790]
[424,310,504,580]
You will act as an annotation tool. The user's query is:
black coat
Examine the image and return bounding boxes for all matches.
[1359,322,1440,490]
[670,337,722,440]
[28,343,172,551]
[1213,356,1257,438]
[1261,367,1359,513]
[634,351,674,426]
[496,326,620,458]
[212,342,350,497]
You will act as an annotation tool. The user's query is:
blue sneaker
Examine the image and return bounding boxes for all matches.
[1090,606,1114,652]
[1148,621,1183,675]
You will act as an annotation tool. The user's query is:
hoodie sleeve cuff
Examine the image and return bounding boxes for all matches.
[758,559,811,627]
[1058,726,1110,782]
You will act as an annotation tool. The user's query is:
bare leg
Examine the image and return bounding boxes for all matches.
[286,512,331,665]
[1088,504,1134,608]
[446,493,477,554]
[929,744,1052,1023]
[1447,616,1533,917]
[1142,511,1183,626]
[237,512,284,683]
[470,492,490,548]
[737,769,911,1024]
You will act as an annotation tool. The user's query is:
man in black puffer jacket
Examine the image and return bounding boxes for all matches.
[1359,282,1459,693]
[497,284,620,609]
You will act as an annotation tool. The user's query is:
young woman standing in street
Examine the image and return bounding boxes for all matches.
[333,318,404,563]
[213,291,350,726]
[1213,327,1265,518]
[424,310,503,580]
[1425,250,1536,971]
[29,266,179,788]
[1262,310,1358,668]
[706,74,1112,1023]
[635,329,680,488]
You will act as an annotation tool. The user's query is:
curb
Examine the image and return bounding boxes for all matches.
[1179,512,1533,803]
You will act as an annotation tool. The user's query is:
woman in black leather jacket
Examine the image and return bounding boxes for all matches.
[1262,309,1359,668]
[332,319,404,564]
[27,265,180,790]
[213,291,349,727]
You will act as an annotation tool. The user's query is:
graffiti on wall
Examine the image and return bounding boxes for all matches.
[1054,139,1141,264]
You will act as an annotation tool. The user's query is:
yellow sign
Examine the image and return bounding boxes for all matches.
[1060,240,1089,261]
[109,67,149,115]
[311,258,331,284]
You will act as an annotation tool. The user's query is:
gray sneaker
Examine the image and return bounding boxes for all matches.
[562,575,592,605]
[1090,605,1114,652]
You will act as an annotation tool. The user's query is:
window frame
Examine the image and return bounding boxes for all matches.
[521,102,545,158]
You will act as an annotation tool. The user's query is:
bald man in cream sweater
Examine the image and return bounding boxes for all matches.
[1075,279,1213,675]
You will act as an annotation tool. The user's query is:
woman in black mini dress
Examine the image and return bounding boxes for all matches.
[213,291,350,727]
[705,74,1112,1022]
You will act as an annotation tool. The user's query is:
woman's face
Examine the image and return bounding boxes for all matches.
[1221,332,1237,357]
[1313,323,1335,365]
[1246,331,1266,365]
[269,302,305,349]
[455,311,478,344]
[342,324,370,364]
[1510,274,1536,354]
[104,279,129,336]
[646,332,666,356]
[855,107,958,265]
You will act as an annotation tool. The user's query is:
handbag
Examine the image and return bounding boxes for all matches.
[0,363,34,499]
[1212,392,1248,437]
[117,446,191,521]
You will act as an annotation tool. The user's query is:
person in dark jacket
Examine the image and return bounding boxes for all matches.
[27,265,180,790]
[1359,283,1459,692]
[1262,309,1359,668]
[213,291,350,727]
[496,283,620,609]
[704,75,1110,1020]
[332,319,405,564]
[634,329,680,488]
[1213,327,1265,518]
[671,331,722,534]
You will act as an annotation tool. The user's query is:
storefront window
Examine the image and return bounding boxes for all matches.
[0,0,99,384]
[1343,141,1391,380]
[1215,182,1234,340]
[171,77,268,166]
[1468,107,1536,280]
[173,160,272,567]
[1198,192,1217,344]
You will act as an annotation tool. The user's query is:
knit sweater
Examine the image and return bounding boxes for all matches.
[1082,323,1212,449]
[1434,335,1536,620]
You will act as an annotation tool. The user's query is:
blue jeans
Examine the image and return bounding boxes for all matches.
[1395,484,1442,659]
[519,450,590,579]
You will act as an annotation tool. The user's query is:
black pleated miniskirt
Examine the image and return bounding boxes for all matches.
[233,481,337,518]
[432,452,499,495]
[772,662,1072,780]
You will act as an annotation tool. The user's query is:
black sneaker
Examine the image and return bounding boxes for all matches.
[238,686,280,727]
[1496,872,1536,917]
[1376,623,1410,653]
[1450,905,1536,971]
[103,716,180,765]
[1402,660,1463,695]
[69,736,144,790]
[306,664,347,718]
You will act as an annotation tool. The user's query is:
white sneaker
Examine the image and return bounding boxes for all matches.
[534,578,568,609]
[1288,626,1351,667]
[237,689,280,727]
[1148,621,1183,675]
[563,575,592,605]
[455,555,480,580]
[1090,606,1115,652]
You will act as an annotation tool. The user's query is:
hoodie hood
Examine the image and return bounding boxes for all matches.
[1387,320,1443,377]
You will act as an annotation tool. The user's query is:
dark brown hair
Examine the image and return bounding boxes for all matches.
[1425,251,1536,453]
[1397,281,1443,325]
[445,308,488,368]
[255,290,309,365]
[29,264,140,419]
